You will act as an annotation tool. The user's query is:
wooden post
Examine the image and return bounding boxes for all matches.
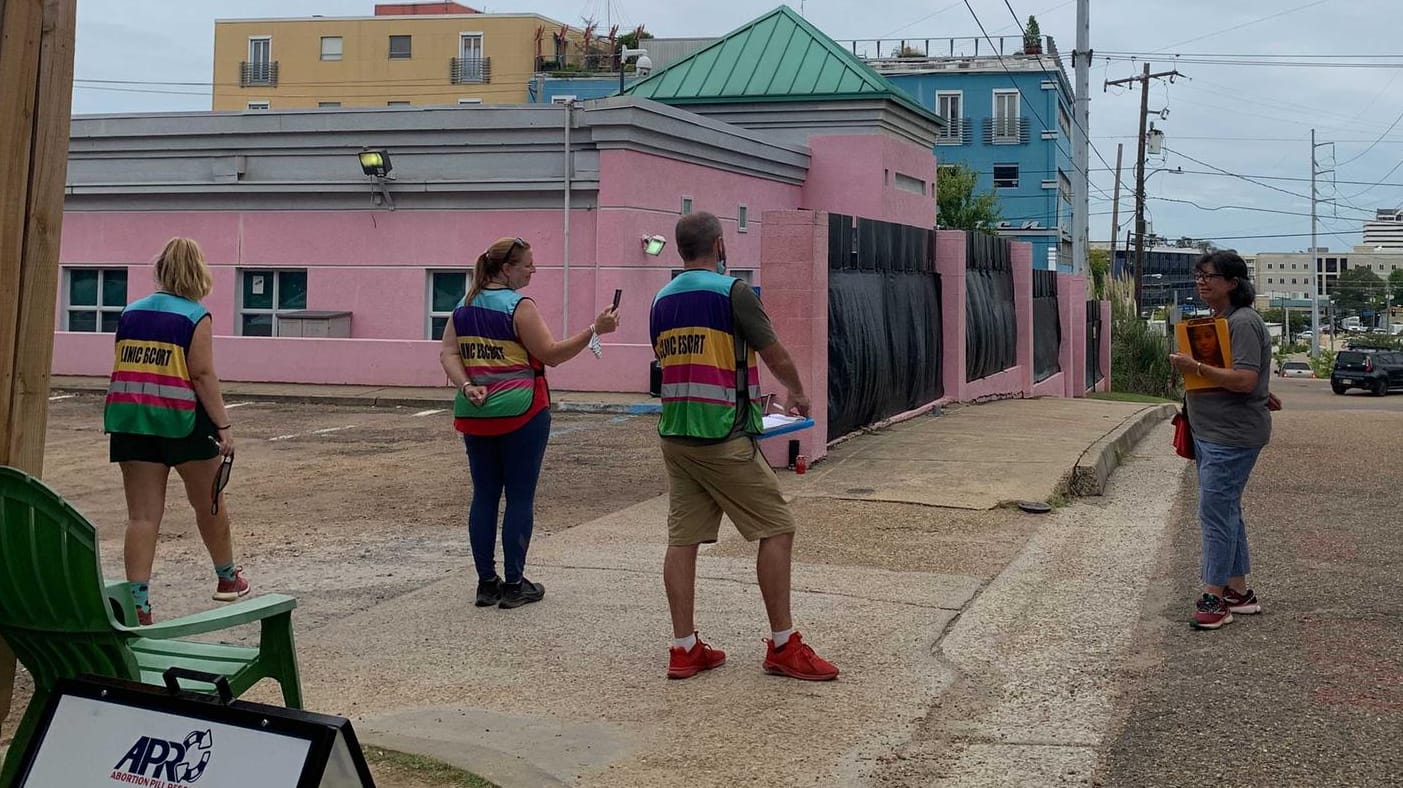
[0,0,79,739]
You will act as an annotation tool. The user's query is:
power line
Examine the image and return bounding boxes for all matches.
[1147,0,1331,52]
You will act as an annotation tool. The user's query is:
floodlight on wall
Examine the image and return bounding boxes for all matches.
[642,235,667,256]
[358,148,396,210]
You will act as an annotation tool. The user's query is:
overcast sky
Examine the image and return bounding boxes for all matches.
[72,0,1403,254]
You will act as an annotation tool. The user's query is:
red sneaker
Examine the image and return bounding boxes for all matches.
[667,634,726,679]
[763,631,839,681]
[136,608,153,627]
[1222,586,1261,615]
[1192,593,1233,630]
[213,568,251,602]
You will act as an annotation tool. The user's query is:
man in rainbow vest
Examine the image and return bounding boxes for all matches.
[649,211,838,682]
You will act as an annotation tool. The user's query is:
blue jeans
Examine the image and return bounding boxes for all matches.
[1194,438,1262,587]
[462,408,551,584]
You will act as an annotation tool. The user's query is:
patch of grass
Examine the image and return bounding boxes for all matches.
[363,747,498,788]
[1088,391,1174,404]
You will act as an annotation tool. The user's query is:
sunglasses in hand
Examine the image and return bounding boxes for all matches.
[208,437,234,515]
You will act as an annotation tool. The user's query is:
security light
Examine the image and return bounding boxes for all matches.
[358,149,393,178]
[642,235,667,256]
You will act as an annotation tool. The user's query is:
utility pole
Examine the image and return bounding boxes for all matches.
[1106,64,1182,317]
[1071,0,1091,275]
[1108,143,1124,280]
[1310,129,1320,357]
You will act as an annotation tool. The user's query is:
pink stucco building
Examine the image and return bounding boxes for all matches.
[52,7,1109,462]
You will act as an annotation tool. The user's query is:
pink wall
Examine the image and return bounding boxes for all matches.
[1059,274,1089,398]
[1031,371,1065,398]
[802,135,937,229]
[1011,242,1035,398]
[756,210,829,467]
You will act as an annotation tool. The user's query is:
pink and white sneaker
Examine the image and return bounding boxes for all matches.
[213,568,251,602]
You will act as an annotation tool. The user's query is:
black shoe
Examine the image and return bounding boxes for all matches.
[498,579,545,609]
[475,577,502,608]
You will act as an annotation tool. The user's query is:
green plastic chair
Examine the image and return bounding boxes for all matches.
[0,465,302,784]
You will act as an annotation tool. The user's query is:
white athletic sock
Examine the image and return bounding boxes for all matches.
[771,628,794,648]
[672,633,697,651]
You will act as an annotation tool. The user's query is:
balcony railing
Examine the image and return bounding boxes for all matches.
[451,57,492,84]
[240,61,278,87]
[936,117,973,145]
[534,52,621,75]
[983,117,1030,145]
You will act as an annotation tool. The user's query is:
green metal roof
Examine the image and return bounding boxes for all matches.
[623,5,942,125]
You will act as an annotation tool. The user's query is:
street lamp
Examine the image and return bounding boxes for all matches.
[619,47,652,92]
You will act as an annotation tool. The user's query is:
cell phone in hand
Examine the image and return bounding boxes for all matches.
[612,289,622,312]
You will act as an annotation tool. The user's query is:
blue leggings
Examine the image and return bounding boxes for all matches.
[462,408,551,584]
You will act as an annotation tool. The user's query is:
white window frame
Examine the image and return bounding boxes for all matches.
[246,100,270,110]
[248,36,271,65]
[681,196,693,215]
[456,32,485,83]
[993,89,1021,142]
[427,269,470,340]
[738,204,749,233]
[550,95,577,105]
[389,34,412,60]
[936,91,963,143]
[320,36,343,61]
[237,269,307,337]
[63,267,126,332]
[458,98,483,105]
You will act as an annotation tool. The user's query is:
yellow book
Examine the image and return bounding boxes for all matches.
[1176,317,1233,390]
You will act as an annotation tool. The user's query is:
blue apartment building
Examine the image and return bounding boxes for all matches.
[846,36,1076,271]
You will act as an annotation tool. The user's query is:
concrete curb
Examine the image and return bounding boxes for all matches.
[1064,402,1177,498]
[360,731,567,788]
[48,381,661,416]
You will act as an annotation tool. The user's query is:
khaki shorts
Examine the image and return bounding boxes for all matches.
[662,435,797,546]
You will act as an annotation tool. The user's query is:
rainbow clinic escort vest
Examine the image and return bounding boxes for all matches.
[650,270,763,440]
[104,293,208,438]
[453,288,541,419]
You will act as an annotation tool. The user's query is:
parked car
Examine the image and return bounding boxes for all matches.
[1279,360,1314,378]
[1331,349,1403,396]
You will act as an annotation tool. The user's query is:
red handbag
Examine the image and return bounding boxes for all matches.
[1171,406,1195,460]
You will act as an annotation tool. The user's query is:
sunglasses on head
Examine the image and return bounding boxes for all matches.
[494,237,527,264]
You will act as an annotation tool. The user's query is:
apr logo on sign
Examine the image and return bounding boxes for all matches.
[110,729,213,785]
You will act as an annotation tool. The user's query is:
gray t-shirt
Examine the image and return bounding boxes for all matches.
[1186,306,1272,448]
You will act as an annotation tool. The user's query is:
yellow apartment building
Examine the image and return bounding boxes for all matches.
[212,2,576,110]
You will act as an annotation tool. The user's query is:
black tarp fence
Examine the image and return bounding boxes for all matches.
[965,232,1018,382]
[826,214,943,441]
[1032,269,1061,383]
[1086,300,1104,389]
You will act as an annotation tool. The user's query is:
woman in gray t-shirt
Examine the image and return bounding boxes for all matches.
[1169,251,1281,631]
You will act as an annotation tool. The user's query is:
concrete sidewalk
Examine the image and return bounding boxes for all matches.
[275,396,1173,786]
[49,375,662,414]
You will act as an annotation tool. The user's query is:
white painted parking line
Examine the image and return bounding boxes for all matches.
[269,425,355,442]
[48,394,76,401]
[225,402,253,409]
[412,409,445,417]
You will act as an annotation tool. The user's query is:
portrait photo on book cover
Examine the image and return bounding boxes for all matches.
[1186,322,1226,368]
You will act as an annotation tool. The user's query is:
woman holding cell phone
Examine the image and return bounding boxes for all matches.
[438,237,620,609]
[104,237,249,626]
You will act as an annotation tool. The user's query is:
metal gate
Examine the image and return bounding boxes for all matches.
[966,233,1018,382]
[826,214,943,441]
[1085,300,1103,389]
[1032,269,1061,383]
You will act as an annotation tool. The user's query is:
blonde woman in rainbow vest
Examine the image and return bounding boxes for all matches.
[438,237,619,609]
[104,238,248,626]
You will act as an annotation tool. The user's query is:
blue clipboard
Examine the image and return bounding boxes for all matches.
[760,415,815,438]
